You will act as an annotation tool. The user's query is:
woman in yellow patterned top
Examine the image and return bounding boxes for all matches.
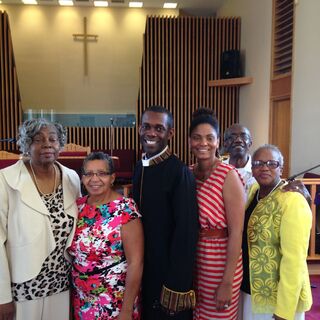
[240,144,312,320]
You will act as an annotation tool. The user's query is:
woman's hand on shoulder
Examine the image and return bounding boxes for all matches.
[282,180,311,205]
[0,301,15,320]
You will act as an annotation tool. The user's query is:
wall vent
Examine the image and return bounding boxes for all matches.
[272,0,294,76]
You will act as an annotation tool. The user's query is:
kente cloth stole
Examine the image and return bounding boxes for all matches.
[160,285,196,313]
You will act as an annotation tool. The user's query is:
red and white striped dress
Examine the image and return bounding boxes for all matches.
[194,162,243,320]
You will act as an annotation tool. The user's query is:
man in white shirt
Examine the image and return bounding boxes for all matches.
[222,123,310,200]
[222,124,256,191]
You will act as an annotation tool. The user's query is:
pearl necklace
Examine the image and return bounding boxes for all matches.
[30,161,57,200]
[256,179,283,201]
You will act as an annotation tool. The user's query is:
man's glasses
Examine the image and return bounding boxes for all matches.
[252,160,281,169]
[82,171,112,178]
[225,133,251,143]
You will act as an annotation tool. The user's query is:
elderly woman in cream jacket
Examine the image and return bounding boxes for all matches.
[0,119,80,320]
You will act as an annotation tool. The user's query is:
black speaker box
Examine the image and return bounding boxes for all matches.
[220,50,242,79]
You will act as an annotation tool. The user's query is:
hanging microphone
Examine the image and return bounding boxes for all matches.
[287,163,320,181]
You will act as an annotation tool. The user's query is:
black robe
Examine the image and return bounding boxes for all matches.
[133,153,199,320]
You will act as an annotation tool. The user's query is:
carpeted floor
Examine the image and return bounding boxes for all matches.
[306,275,320,320]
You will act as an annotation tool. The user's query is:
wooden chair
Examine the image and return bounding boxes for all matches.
[0,151,21,169]
[63,143,90,154]
[121,184,133,197]
[111,156,120,170]
[0,151,21,159]
[60,143,91,156]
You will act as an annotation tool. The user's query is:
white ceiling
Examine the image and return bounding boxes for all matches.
[0,0,225,15]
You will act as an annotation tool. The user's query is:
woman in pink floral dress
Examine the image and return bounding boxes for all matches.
[68,152,144,320]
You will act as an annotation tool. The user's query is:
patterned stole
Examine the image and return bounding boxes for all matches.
[144,147,172,166]
[160,285,196,313]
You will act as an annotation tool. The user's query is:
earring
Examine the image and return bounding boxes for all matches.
[23,151,31,159]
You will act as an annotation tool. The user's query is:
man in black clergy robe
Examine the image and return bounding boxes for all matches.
[133,106,198,320]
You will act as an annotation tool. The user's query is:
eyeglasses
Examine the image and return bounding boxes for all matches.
[252,160,281,169]
[225,133,251,143]
[82,171,112,178]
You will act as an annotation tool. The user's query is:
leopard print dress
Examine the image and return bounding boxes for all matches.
[12,183,74,301]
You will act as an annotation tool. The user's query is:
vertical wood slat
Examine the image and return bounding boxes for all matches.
[65,127,136,152]
[0,11,22,152]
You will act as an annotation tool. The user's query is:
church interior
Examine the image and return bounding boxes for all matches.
[0,0,320,315]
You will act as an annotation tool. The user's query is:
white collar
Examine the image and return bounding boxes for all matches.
[241,155,252,173]
[142,146,169,167]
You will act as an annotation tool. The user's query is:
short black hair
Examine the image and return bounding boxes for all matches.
[82,152,115,175]
[142,105,174,129]
[189,107,219,136]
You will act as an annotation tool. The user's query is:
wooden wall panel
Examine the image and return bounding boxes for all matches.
[272,0,293,76]
[270,0,294,175]
[138,16,241,164]
[66,126,137,152]
[0,11,22,151]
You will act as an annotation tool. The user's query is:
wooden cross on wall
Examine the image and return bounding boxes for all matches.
[73,17,98,76]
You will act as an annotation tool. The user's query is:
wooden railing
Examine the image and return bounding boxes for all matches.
[302,178,320,262]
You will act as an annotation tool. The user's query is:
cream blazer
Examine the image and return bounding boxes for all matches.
[0,160,81,304]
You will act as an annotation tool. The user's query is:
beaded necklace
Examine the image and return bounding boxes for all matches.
[30,161,57,200]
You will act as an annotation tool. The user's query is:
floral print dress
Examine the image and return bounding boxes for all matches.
[68,196,141,320]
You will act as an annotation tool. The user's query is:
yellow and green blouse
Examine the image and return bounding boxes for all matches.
[246,182,312,320]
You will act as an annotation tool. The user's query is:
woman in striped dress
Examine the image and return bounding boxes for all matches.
[189,109,246,320]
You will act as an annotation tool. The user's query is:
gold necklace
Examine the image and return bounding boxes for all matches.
[30,161,57,199]
[256,179,282,201]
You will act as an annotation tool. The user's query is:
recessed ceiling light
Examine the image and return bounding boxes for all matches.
[163,2,177,9]
[58,0,74,6]
[22,0,38,4]
[94,1,109,7]
[129,2,143,8]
